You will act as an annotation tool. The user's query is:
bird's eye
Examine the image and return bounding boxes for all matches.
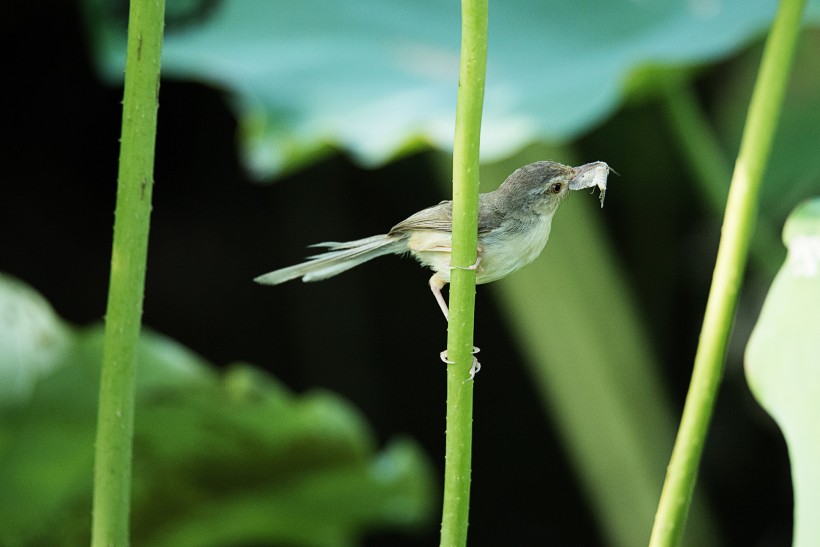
[549,182,563,194]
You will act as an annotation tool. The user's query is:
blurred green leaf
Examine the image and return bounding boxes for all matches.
[84,0,820,177]
[0,274,435,546]
[745,198,820,547]
[0,273,71,406]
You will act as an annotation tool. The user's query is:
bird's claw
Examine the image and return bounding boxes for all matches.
[439,350,481,381]
[467,357,481,381]
[446,256,483,272]
[439,346,479,361]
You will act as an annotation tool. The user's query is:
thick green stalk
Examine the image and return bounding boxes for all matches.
[91,1,165,545]
[649,0,806,545]
[439,0,487,544]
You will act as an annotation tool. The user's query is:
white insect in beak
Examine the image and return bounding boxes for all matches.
[570,161,610,207]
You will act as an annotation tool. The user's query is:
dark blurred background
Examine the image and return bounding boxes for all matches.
[2,3,801,546]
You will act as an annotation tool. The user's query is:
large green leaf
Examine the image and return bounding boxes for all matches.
[0,273,435,546]
[85,0,820,177]
[745,198,820,547]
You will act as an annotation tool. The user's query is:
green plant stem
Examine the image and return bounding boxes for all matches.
[649,1,806,545]
[439,0,487,545]
[660,80,784,276]
[91,1,165,545]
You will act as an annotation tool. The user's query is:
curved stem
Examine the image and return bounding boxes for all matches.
[650,0,807,544]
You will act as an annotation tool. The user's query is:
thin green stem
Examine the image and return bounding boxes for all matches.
[649,1,806,545]
[91,1,165,545]
[439,0,487,544]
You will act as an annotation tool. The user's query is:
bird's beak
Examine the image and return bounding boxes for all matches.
[570,161,610,207]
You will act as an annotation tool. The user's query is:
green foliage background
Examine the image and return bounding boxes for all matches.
[2,1,819,545]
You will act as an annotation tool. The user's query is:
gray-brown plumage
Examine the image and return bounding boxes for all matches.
[255,160,609,318]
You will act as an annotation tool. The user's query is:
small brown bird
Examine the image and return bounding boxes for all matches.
[255,160,609,318]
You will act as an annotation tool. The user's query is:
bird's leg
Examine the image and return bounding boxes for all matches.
[429,273,449,320]
[465,256,482,271]
[431,271,481,378]
[429,248,483,321]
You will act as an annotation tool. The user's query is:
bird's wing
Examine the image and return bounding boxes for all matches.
[389,194,503,237]
[389,201,453,235]
[476,197,504,234]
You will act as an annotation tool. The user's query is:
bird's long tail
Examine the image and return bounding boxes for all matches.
[254,234,405,285]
